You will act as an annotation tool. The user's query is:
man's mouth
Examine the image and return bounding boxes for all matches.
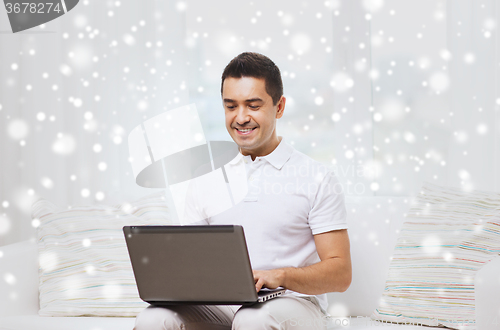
[235,127,257,135]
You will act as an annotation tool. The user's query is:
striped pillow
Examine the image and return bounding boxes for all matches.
[371,182,500,330]
[32,191,172,317]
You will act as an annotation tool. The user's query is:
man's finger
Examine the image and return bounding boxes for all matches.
[255,279,264,292]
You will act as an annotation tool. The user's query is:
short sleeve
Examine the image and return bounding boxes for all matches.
[182,178,209,225]
[307,171,348,235]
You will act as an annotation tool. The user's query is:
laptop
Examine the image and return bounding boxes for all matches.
[123,225,286,306]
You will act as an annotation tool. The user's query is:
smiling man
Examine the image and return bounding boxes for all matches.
[134,52,351,330]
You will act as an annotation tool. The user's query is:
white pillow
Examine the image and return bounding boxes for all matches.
[371,182,500,330]
[32,191,172,317]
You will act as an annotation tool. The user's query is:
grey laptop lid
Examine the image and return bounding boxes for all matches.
[123,225,285,306]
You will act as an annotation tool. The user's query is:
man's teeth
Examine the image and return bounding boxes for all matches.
[237,128,255,132]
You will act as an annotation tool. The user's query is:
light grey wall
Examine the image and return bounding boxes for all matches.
[370,0,500,195]
[0,1,190,246]
[1,0,499,246]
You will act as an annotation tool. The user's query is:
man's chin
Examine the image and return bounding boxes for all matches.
[229,132,260,152]
[234,142,254,150]
[235,142,258,154]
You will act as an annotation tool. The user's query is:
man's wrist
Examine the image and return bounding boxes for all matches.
[279,268,288,288]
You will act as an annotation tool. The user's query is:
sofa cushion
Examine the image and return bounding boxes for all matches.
[371,182,500,329]
[326,196,410,317]
[475,257,500,330]
[0,240,39,317]
[32,191,172,317]
[0,314,429,330]
[0,314,136,330]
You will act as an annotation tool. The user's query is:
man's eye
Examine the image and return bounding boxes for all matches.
[226,105,236,109]
[249,105,259,109]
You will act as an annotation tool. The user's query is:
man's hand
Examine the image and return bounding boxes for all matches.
[253,269,285,292]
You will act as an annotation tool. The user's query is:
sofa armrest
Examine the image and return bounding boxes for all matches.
[476,256,500,330]
[0,240,39,317]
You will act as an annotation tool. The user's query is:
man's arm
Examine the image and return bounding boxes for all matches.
[253,229,352,295]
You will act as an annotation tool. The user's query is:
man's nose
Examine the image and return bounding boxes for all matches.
[235,106,251,126]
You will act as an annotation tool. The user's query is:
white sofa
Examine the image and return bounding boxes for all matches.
[1,196,499,330]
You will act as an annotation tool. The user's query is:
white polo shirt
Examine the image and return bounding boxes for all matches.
[184,136,348,314]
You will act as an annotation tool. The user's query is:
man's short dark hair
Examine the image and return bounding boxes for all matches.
[221,52,283,106]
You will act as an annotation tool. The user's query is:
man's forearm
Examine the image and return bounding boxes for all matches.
[279,257,351,295]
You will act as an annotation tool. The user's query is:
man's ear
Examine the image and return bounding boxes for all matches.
[276,96,286,119]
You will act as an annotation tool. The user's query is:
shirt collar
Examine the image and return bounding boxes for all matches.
[228,151,244,165]
[227,137,293,170]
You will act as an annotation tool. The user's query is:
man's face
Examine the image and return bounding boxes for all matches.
[222,76,285,158]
